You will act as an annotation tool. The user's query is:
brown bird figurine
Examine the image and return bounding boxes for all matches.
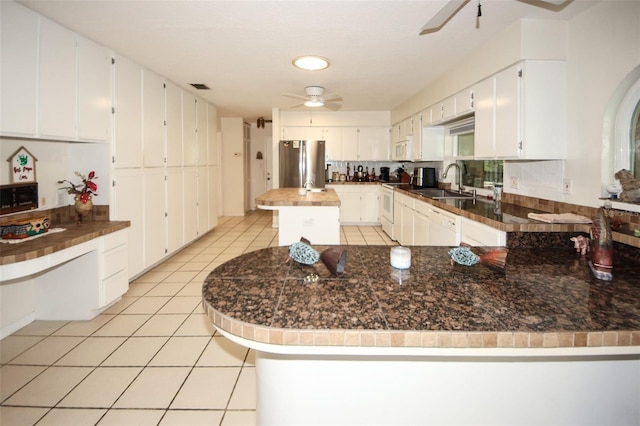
[589,207,613,281]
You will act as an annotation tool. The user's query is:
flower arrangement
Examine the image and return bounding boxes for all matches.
[58,171,98,203]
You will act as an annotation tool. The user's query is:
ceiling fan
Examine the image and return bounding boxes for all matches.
[283,86,343,111]
[419,0,570,35]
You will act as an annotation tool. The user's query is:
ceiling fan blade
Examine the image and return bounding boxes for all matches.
[322,93,343,102]
[323,102,342,111]
[419,0,470,35]
[288,102,305,109]
[283,93,309,101]
[517,0,570,11]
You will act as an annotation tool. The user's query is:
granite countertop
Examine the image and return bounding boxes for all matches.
[0,221,130,265]
[256,188,341,207]
[203,245,640,350]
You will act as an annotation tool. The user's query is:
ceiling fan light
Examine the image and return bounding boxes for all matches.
[304,100,324,107]
[293,56,330,71]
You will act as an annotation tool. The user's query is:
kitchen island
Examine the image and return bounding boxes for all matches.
[203,245,640,425]
[255,188,341,245]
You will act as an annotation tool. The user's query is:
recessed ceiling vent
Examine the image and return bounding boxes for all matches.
[190,83,211,90]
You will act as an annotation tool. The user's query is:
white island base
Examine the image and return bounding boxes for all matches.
[255,349,639,426]
[270,206,340,246]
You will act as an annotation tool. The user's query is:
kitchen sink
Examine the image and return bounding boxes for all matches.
[410,188,474,199]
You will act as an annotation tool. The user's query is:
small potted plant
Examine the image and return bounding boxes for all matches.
[58,171,98,217]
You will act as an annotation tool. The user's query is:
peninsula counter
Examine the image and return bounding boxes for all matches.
[255,188,341,246]
[203,245,640,425]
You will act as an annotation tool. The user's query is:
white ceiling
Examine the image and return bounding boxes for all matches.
[19,0,596,121]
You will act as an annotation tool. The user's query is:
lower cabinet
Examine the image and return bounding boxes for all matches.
[328,185,380,225]
[99,229,129,307]
[460,217,506,246]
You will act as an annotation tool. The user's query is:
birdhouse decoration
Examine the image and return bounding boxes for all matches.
[8,146,37,183]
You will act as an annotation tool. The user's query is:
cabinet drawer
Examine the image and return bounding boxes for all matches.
[101,269,129,307]
[414,199,431,216]
[461,219,506,246]
[102,230,127,251]
[102,244,127,279]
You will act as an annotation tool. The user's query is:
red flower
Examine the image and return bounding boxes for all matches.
[58,171,99,203]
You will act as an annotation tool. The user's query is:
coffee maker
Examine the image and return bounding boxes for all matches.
[412,167,437,188]
[380,167,390,182]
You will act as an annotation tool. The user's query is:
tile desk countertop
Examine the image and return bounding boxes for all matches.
[203,245,640,351]
[0,221,130,265]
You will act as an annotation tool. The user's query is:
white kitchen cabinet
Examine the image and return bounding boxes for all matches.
[99,229,129,307]
[431,96,456,125]
[113,55,143,168]
[208,165,219,229]
[460,216,506,246]
[183,91,198,166]
[39,17,77,140]
[473,77,495,159]
[183,167,199,244]
[342,128,359,161]
[413,203,430,245]
[166,167,184,254]
[143,169,167,268]
[323,128,342,161]
[142,69,166,167]
[455,88,475,117]
[421,126,445,161]
[400,196,415,246]
[111,168,145,277]
[77,36,111,142]
[0,1,38,137]
[392,193,404,242]
[165,81,183,167]
[281,127,323,141]
[411,113,423,161]
[196,98,208,165]
[358,127,389,161]
[360,186,380,223]
[328,185,379,225]
[476,61,567,160]
[197,166,209,235]
[207,103,218,166]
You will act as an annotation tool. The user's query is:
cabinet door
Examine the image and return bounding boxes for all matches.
[112,169,145,277]
[411,115,423,160]
[455,88,475,117]
[474,77,495,158]
[113,55,143,168]
[77,37,111,142]
[144,169,167,267]
[358,127,389,161]
[197,166,209,235]
[143,69,166,167]
[207,103,218,166]
[183,167,198,243]
[1,1,38,137]
[360,187,379,223]
[323,127,342,161]
[182,91,198,166]
[342,128,359,160]
[39,18,77,140]
[333,186,360,224]
[165,81,183,167]
[196,98,208,165]
[442,96,456,122]
[281,127,323,140]
[494,65,520,158]
[393,197,403,243]
[400,201,414,246]
[166,167,184,254]
[208,165,218,229]
[421,126,444,161]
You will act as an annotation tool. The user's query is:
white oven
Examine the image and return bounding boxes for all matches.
[380,184,395,238]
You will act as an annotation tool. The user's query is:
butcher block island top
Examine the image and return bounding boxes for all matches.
[255,188,341,207]
[203,245,640,353]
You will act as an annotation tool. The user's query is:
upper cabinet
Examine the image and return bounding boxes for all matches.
[196,98,208,166]
[38,17,77,140]
[357,127,389,161]
[165,81,183,167]
[282,126,389,161]
[142,69,166,167]
[1,1,38,137]
[182,91,198,166]
[113,55,143,168]
[455,88,475,117]
[474,61,567,160]
[77,37,111,142]
[0,2,111,142]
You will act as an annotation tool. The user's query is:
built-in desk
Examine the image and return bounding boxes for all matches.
[0,221,130,338]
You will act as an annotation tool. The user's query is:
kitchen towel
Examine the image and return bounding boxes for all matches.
[527,213,592,224]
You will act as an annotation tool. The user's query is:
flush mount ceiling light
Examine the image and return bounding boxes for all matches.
[304,99,324,107]
[292,55,330,71]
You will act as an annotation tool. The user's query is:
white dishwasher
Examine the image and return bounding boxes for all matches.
[427,206,459,246]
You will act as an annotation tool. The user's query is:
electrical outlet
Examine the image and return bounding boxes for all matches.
[41,197,46,206]
[563,178,573,195]
[510,176,519,189]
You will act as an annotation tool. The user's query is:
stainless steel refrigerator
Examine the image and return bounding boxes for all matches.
[279,140,326,189]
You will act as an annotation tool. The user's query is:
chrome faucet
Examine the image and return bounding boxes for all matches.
[443,163,464,194]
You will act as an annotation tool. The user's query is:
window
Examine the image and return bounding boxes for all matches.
[459,160,503,189]
[631,100,640,178]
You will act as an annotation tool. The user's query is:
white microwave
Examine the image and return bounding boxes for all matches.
[393,136,413,161]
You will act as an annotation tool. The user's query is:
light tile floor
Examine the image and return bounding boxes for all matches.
[0,209,395,426]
